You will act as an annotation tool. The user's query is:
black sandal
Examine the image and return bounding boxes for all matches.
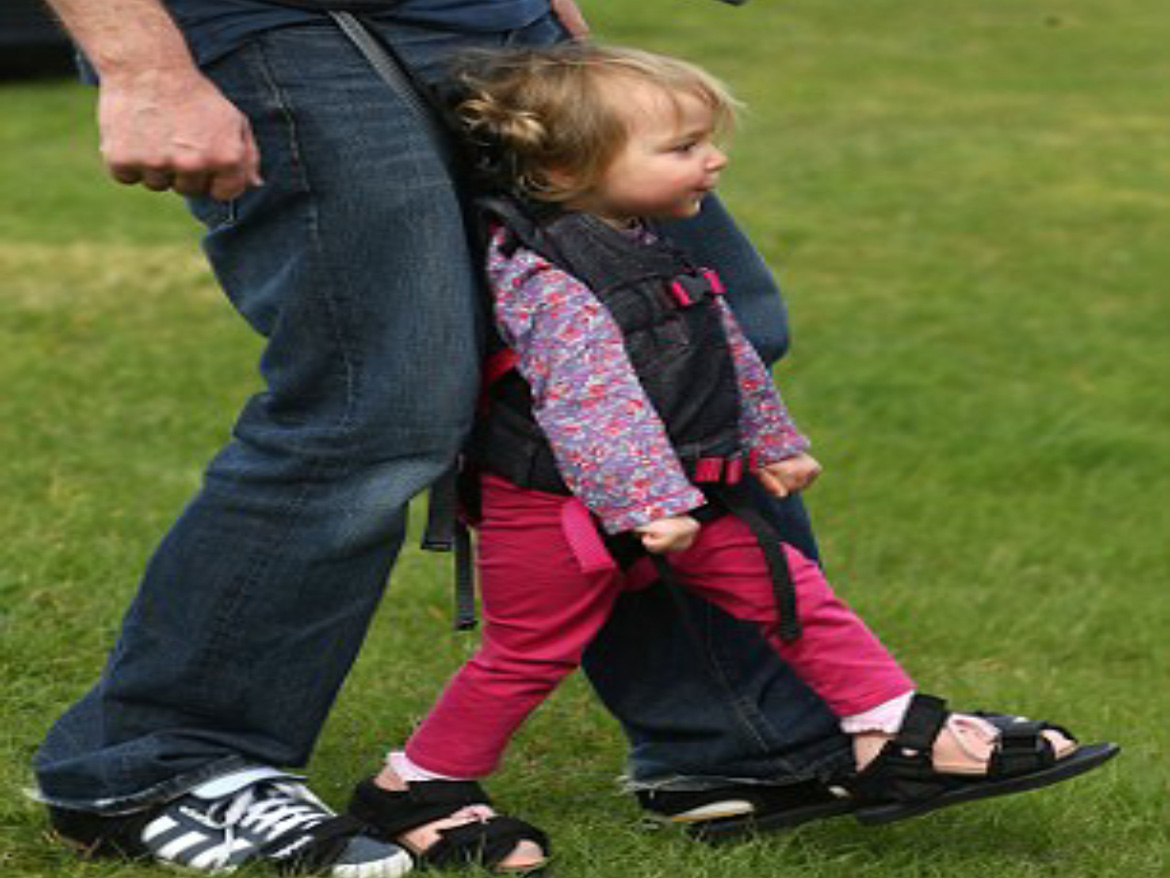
[637,778,857,842]
[848,694,1119,825]
[347,778,549,873]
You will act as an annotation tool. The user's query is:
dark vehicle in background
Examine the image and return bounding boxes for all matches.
[1,0,74,77]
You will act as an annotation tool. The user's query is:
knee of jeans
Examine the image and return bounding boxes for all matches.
[313,452,457,557]
[234,385,474,457]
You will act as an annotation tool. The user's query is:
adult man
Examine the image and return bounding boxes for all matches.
[34,1,851,872]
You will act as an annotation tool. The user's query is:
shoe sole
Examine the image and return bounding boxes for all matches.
[854,741,1120,826]
[682,797,858,843]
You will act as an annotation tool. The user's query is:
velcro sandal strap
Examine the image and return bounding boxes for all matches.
[347,778,492,839]
[973,711,1078,746]
[989,722,1057,776]
[892,694,949,753]
[400,780,491,809]
[427,815,550,870]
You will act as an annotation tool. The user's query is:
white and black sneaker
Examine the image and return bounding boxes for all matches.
[49,768,413,876]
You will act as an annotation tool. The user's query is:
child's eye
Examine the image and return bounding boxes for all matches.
[672,141,698,154]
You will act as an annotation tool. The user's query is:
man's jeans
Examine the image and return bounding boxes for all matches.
[34,15,848,813]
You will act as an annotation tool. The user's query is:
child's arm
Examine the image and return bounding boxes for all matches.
[714,298,818,486]
[488,232,706,535]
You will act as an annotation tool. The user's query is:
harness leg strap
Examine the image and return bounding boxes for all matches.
[711,483,802,641]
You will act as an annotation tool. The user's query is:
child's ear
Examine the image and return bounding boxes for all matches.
[543,165,581,193]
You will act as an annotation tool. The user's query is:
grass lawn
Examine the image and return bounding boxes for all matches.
[2,0,1167,875]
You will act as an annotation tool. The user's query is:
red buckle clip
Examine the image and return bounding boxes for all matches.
[669,280,694,307]
[724,457,744,485]
[702,268,725,295]
[693,458,724,483]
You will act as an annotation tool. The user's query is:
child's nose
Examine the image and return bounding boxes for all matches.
[707,147,728,171]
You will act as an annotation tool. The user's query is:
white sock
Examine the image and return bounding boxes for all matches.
[840,690,916,735]
[387,750,467,783]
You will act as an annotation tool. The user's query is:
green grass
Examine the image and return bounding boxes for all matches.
[2,0,1168,874]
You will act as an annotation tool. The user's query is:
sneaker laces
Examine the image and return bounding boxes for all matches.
[199,781,332,871]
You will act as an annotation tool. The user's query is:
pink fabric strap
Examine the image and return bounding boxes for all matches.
[560,499,617,573]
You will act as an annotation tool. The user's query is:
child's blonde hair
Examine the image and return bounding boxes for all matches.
[452,43,740,203]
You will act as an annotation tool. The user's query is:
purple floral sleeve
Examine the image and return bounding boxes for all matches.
[487,230,706,533]
[715,299,811,465]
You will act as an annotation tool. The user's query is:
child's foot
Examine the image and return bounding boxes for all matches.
[345,769,549,874]
[372,768,546,872]
[847,694,1119,826]
[853,712,1077,775]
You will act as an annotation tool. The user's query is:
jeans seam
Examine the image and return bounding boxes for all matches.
[191,35,352,709]
[693,602,774,756]
[254,30,360,436]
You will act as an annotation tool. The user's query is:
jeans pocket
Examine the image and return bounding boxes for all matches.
[187,194,238,231]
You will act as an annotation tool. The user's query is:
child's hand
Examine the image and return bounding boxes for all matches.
[756,453,822,498]
[635,515,700,554]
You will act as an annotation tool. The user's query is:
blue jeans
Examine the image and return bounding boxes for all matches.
[34,14,848,813]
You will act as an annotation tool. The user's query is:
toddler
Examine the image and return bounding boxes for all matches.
[345,44,1116,872]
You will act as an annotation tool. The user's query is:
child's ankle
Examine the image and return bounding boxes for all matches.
[376,750,462,790]
[852,731,894,771]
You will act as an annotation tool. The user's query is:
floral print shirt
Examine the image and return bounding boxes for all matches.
[487,227,809,533]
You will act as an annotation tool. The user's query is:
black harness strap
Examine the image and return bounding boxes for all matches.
[421,467,478,631]
[707,482,802,642]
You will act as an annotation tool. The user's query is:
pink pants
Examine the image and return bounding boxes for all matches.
[406,475,915,778]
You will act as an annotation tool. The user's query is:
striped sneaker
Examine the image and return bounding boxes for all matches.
[49,769,413,876]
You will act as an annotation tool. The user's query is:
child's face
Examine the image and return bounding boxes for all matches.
[571,80,728,226]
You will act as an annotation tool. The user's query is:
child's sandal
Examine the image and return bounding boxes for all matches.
[848,693,1119,825]
[346,778,549,874]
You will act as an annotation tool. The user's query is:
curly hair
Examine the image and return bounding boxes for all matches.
[450,42,739,203]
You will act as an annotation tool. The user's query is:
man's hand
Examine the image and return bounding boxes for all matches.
[635,515,700,554]
[550,0,590,38]
[756,452,822,498]
[43,0,262,201]
[98,67,262,201]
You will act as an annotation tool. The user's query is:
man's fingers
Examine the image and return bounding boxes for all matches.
[207,166,250,202]
[172,170,212,197]
[140,168,175,192]
[194,120,261,200]
[108,162,144,186]
[240,118,264,187]
[550,0,590,37]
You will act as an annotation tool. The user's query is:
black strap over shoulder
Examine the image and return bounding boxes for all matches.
[273,1,406,10]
